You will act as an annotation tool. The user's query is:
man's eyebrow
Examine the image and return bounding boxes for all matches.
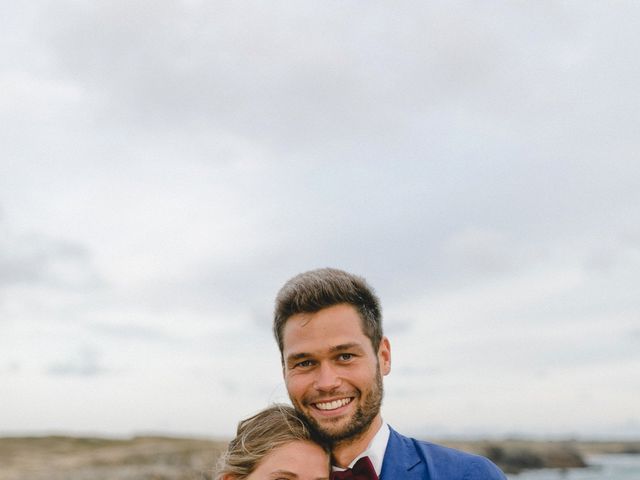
[329,342,363,353]
[286,352,311,363]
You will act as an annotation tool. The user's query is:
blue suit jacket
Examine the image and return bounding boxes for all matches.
[380,427,506,480]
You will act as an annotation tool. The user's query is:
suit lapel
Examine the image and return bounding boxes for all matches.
[380,427,425,479]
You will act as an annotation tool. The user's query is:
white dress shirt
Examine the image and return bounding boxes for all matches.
[332,422,390,477]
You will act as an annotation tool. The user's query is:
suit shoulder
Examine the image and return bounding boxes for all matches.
[392,430,506,480]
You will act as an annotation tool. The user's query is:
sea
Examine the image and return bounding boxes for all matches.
[507,454,640,480]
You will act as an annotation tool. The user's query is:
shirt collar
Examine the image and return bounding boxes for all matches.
[332,422,390,476]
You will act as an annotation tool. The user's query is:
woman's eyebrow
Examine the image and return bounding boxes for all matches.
[268,470,296,479]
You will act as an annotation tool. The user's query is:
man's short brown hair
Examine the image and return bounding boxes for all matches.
[273,268,383,360]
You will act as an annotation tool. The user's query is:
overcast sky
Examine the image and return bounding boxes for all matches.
[1,1,639,440]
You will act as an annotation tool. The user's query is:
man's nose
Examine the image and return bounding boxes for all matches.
[314,362,340,391]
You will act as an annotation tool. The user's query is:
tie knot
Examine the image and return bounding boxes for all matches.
[330,456,378,480]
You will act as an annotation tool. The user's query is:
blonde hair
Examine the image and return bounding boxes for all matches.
[215,404,328,480]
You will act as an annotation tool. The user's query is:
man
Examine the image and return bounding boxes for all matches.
[273,268,506,480]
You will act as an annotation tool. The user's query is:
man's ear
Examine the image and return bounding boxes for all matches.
[378,336,391,376]
[221,474,235,480]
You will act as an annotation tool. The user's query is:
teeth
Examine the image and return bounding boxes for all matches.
[315,398,351,411]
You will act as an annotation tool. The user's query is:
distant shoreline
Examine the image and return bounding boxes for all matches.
[0,435,638,479]
[436,439,640,474]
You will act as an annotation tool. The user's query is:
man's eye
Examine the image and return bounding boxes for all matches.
[295,360,313,368]
[338,353,353,361]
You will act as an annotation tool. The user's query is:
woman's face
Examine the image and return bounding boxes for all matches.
[246,440,329,480]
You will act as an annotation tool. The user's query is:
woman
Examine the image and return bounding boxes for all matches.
[215,404,330,480]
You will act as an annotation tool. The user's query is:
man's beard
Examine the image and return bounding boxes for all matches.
[295,369,384,446]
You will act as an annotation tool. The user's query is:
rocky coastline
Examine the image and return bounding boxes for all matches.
[0,436,638,479]
[439,438,640,474]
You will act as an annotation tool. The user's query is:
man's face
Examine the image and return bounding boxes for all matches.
[282,304,391,443]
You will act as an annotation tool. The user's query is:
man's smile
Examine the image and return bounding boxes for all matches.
[312,397,353,411]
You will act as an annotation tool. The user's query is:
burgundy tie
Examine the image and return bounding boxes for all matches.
[330,456,378,480]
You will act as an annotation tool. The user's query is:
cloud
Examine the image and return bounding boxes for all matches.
[583,231,640,274]
[443,227,528,276]
[7,1,637,303]
[0,214,102,291]
[87,322,181,344]
[384,318,414,336]
[32,0,640,169]
[0,237,93,288]
[0,361,21,375]
[46,348,109,377]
